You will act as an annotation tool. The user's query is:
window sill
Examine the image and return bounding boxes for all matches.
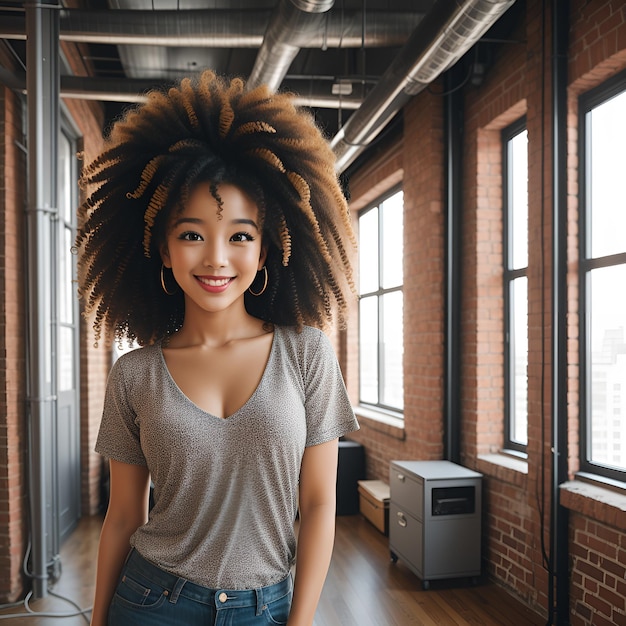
[353,406,405,440]
[560,474,626,529]
[476,452,528,488]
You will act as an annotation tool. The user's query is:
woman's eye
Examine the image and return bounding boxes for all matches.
[231,232,255,242]
[179,231,203,241]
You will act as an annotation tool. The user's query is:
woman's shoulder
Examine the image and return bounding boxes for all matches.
[275,324,325,346]
[274,325,337,364]
[110,342,162,374]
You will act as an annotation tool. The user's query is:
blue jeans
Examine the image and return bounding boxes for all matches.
[108,549,293,625]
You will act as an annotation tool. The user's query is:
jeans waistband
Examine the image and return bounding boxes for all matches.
[124,549,292,612]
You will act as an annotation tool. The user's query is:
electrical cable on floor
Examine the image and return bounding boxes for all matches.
[0,590,92,622]
[0,540,92,622]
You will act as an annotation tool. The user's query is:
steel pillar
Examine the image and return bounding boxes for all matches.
[25,0,60,600]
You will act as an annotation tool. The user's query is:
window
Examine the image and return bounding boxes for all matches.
[58,129,78,392]
[358,189,404,414]
[503,120,528,451]
[579,72,626,482]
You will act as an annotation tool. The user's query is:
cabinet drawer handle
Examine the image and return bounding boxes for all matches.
[397,473,405,482]
[396,512,407,528]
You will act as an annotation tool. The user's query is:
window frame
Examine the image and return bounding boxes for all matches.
[357,185,404,416]
[578,70,626,483]
[502,117,528,454]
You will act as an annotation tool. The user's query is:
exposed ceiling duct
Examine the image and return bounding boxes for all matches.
[247,0,334,91]
[331,0,517,173]
[0,9,419,49]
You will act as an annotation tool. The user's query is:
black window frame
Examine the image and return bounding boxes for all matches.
[578,69,626,483]
[357,185,404,416]
[502,117,529,454]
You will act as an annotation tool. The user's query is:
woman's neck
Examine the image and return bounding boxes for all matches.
[168,303,268,348]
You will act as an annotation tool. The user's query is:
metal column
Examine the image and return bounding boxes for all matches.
[25,0,60,599]
[444,65,464,464]
[549,0,570,622]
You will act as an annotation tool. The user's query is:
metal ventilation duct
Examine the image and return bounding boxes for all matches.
[247,0,335,91]
[331,0,517,172]
[0,9,419,48]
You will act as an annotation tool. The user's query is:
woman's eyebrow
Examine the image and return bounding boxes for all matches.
[231,218,259,230]
[172,217,259,230]
[172,217,204,228]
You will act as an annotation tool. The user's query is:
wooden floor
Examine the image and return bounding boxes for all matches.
[0,514,543,625]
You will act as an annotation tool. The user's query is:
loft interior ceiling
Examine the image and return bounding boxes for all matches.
[0,0,522,173]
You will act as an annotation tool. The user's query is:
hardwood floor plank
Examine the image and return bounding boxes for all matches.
[438,585,542,626]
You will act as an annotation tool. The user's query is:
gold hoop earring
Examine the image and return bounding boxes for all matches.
[160,264,177,296]
[248,266,268,296]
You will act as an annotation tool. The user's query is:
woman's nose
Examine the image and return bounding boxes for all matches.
[203,241,227,268]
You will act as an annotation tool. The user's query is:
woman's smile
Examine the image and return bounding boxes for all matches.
[195,275,235,292]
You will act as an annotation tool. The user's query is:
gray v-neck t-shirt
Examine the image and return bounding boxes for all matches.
[95,325,359,589]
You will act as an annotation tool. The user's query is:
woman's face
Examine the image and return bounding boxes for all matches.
[161,182,266,316]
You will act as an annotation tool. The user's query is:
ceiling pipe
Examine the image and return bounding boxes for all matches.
[1,70,365,109]
[331,0,517,173]
[60,75,364,109]
[0,9,420,49]
[247,0,335,92]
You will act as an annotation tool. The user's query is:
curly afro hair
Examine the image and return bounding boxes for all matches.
[75,71,356,346]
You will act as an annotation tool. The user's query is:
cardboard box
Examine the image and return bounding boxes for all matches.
[358,480,390,535]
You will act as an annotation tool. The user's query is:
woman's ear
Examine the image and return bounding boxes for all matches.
[160,246,171,269]
[258,243,268,270]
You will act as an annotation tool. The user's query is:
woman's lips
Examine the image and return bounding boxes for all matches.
[195,275,234,292]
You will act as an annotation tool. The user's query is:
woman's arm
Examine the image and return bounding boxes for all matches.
[90,459,151,626]
[289,438,339,626]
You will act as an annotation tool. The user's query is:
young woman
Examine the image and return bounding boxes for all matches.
[75,71,359,626]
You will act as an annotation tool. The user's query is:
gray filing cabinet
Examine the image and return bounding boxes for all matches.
[389,460,482,589]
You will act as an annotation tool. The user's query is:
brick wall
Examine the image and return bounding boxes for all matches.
[464,3,545,612]
[563,486,626,625]
[344,0,626,622]
[0,68,27,601]
[346,89,446,482]
[571,514,626,625]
